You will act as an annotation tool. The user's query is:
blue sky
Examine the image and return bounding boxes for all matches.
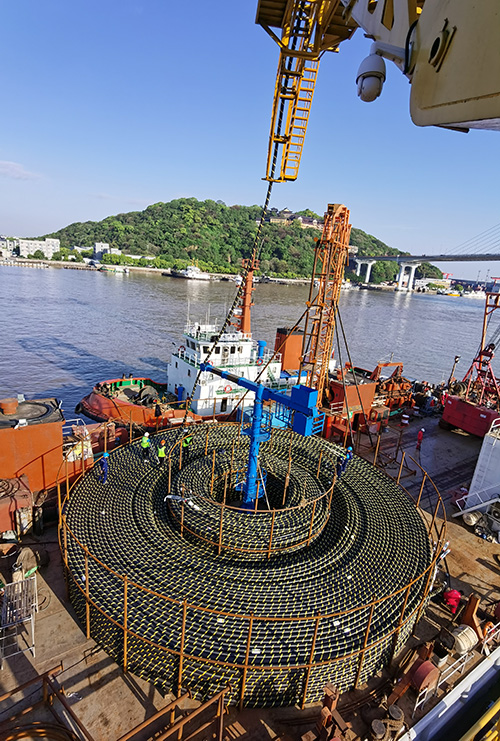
[1,0,499,280]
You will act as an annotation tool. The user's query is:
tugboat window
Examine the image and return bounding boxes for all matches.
[215,347,221,354]
[203,346,209,353]
[230,346,236,354]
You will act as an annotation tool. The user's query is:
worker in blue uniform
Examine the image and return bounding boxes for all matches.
[99,452,109,483]
[340,446,353,475]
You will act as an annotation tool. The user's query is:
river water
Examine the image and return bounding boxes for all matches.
[0,266,495,420]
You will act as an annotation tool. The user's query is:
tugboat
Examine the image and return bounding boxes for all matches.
[170,264,211,281]
[76,261,300,429]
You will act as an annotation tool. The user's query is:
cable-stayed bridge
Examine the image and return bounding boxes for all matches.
[353,223,500,290]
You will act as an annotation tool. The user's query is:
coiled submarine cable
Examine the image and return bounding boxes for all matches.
[0,724,80,741]
[64,423,433,706]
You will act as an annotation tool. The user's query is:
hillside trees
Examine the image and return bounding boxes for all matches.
[40,197,441,281]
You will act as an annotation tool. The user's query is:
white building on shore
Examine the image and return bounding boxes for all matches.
[93,242,121,260]
[7,237,60,259]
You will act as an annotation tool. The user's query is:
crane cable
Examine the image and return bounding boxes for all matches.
[183,181,274,423]
[180,34,301,425]
[224,305,311,418]
[337,305,375,447]
[334,312,354,445]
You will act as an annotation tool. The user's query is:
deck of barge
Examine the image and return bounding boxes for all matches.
[0,416,499,741]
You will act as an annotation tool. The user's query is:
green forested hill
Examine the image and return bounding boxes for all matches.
[41,197,441,282]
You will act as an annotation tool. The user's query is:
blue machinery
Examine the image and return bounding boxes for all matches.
[200,362,317,506]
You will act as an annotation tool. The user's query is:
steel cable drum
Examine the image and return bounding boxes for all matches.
[64,424,433,707]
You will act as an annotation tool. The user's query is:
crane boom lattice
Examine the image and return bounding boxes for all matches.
[300,203,351,404]
[257,1,357,182]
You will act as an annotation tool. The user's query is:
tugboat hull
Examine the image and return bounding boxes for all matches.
[77,377,200,430]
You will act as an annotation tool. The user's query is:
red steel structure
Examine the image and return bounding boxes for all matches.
[299,203,351,406]
[232,259,258,335]
[442,279,500,436]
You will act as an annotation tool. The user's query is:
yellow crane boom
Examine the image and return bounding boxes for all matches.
[256,1,357,182]
[257,0,500,181]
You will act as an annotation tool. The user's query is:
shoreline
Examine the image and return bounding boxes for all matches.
[0,258,464,294]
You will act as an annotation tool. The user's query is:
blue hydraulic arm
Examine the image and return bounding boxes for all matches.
[200,363,317,506]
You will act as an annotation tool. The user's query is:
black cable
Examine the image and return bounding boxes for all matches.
[404,19,419,75]
[63,425,434,707]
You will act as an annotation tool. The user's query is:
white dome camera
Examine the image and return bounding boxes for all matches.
[356,53,386,102]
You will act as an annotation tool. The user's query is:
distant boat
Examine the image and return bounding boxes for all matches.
[233,274,258,285]
[170,265,211,281]
[463,290,487,300]
[99,265,129,274]
[341,279,356,290]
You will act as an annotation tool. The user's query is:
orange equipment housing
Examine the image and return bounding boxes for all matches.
[0,475,33,534]
[368,362,415,414]
[274,327,304,372]
[0,397,66,495]
[323,366,377,441]
[0,397,87,500]
[323,360,412,441]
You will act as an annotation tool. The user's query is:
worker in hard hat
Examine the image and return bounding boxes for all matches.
[181,429,193,462]
[416,428,425,451]
[340,446,353,475]
[158,439,167,466]
[99,452,109,484]
[141,431,151,462]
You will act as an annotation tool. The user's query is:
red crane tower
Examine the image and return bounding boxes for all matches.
[299,203,351,406]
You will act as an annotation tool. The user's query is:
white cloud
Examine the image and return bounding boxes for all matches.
[92,192,114,200]
[124,197,149,207]
[0,161,40,180]
[91,192,149,207]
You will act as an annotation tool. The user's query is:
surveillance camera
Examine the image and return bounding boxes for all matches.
[356,53,386,102]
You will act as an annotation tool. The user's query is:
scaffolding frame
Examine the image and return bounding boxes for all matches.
[0,575,38,669]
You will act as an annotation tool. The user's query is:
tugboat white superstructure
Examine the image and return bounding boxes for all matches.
[168,321,284,417]
[168,259,298,417]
